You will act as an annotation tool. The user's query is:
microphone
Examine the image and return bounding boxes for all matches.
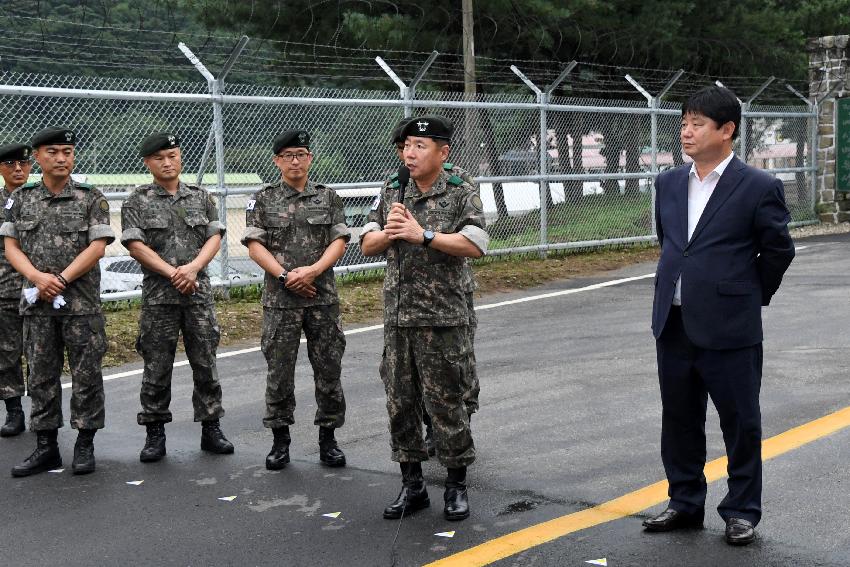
[396,165,410,204]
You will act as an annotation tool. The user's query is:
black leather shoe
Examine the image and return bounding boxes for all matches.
[266,426,290,470]
[642,508,704,532]
[383,484,430,519]
[725,518,756,546]
[72,429,96,475]
[140,423,166,463]
[318,426,346,467]
[12,430,61,477]
[444,466,470,521]
[1,406,25,437]
[444,485,470,520]
[200,420,234,454]
[384,462,430,519]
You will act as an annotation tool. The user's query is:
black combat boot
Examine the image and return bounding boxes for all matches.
[266,426,290,470]
[1,396,25,437]
[383,462,430,519]
[318,426,346,467]
[444,466,470,521]
[11,429,61,477]
[423,412,436,457]
[200,419,234,454]
[139,423,166,463]
[72,429,96,475]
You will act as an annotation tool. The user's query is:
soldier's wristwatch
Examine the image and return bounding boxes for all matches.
[422,230,435,247]
[278,270,288,284]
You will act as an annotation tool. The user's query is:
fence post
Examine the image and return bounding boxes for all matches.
[376,52,438,119]
[510,66,547,257]
[627,70,683,237]
[179,37,248,294]
[510,63,575,258]
[786,83,819,217]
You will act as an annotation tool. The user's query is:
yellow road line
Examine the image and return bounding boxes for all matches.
[425,405,850,567]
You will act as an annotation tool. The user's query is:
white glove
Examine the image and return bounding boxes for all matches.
[23,287,38,304]
[22,288,66,309]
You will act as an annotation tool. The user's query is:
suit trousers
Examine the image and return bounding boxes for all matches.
[656,306,763,526]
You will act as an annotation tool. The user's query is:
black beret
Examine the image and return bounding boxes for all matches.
[401,115,453,141]
[391,117,414,145]
[0,143,33,162]
[31,127,76,148]
[273,130,310,154]
[139,132,180,157]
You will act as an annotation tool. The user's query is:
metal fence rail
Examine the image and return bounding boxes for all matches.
[0,46,818,301]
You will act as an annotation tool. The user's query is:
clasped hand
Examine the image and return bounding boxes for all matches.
[171,264,200,295]
[384,203,423,245]
[285,266,317,298]
[34,271,65,301]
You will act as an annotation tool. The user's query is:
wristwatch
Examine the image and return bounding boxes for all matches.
[422,230,436,248]
[278,270,288,284]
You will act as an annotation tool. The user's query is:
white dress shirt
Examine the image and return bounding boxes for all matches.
[672,152,735,306]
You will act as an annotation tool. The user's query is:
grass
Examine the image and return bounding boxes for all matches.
[101,244,660,368]
[488,195,653,249]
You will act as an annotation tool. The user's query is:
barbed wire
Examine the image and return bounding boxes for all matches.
[0,12,818,102]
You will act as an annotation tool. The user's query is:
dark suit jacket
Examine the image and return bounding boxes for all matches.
[651,156,795,350]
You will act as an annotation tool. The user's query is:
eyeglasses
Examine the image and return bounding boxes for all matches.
[0,159,32,168]
[276,151,311,162]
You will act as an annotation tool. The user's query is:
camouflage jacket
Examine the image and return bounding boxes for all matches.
[361,169,488,327]
[120,181,224,305]
[0,187,24,300]
[0,178,115,315]
[241,179,350,309]
[380,162,479,294]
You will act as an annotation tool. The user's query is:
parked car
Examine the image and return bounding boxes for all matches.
[99,255,261,294]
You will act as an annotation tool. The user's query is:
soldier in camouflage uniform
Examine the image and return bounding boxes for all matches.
[121,132,233,463]
[0,143,32,438]
[1,127,114,476]
[387,120,480,458]
[361,115,488,521]
[242,129,350,470]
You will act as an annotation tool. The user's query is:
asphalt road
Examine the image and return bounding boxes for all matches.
[1,232,848,567]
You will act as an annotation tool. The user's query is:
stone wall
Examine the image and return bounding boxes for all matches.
[808,35,850,223]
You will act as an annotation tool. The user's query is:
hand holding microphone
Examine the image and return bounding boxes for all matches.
[385,166,424,243]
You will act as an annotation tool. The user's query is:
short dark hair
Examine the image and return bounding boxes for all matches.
[682,86,741,140]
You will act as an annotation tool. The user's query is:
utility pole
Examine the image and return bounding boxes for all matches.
[462,0,476,97]
[461,0,479,170]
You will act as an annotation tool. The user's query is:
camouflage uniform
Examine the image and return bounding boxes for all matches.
[242,179,349,429]
[0,187,25,402]
[361,169,488,468]
[0,179,114,430]
[121,182,226,425]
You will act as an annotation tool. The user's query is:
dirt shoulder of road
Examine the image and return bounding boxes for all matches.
[102,223,846,368]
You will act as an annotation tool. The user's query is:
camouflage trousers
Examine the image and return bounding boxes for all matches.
[136,303,224,425]
[0,301,24,400]
[261,304,346,429]
[23,314,107,431]
[463,292,479,413]
[381,324,475,468]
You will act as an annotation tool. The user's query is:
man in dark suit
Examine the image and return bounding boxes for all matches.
[642,86,795,546]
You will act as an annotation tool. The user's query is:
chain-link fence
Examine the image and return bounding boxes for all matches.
[0,60,818,301]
